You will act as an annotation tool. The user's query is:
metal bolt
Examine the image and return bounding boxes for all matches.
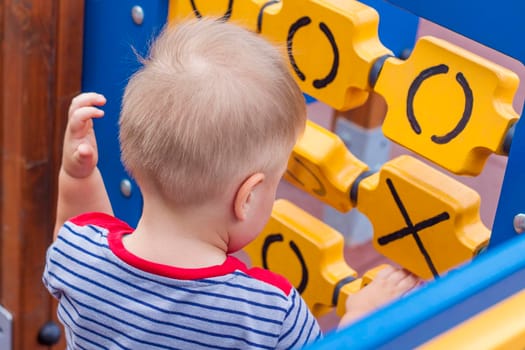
[513,213,525,233]
[120,179,133,198]
[131,5,144,25]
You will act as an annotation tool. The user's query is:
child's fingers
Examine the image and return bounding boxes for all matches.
[376,266,408,284]
[393,273,419,293]
[69,92,106,115]
[70,92,106,109]
[70,106,105,122]
[374,265,396,279]
[69,106,105,134]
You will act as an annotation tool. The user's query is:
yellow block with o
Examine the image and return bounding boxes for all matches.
[374,36,519,175]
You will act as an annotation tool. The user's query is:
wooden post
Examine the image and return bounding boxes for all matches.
[0,1,84,348]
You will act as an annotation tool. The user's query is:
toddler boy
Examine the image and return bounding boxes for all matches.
[44,18,418,349]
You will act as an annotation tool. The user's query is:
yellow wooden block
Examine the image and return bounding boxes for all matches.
[168,0,266,30]
[419,290,525,350]
[356,155,490,280]
[374,36,519,175]
[259,0,391,110]
[285,120,369,212]
[243,199,357,316]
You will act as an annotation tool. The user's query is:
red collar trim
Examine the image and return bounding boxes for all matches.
[108,227,246,280]
[70,212,247,280]
[70,213,292,292]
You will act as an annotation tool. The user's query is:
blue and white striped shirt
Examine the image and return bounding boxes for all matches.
[43,213,322,349]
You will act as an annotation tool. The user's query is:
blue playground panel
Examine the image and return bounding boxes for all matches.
[359,0,418,58]
[385,0,525,64]
[81,0,525,348]
[82,0,169,227]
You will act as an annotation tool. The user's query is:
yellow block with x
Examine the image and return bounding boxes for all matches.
[285,120,369,212]
[169,0,391,110]
[356,155,490,280]
[374,36,519,175]
[243,199,359,317]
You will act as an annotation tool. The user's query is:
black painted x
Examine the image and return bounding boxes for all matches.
[378,178,450,278]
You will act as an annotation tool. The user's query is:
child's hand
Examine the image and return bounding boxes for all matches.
[339,266,421,328]
[62,92,106,179]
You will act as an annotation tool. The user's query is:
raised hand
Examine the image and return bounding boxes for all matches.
[62,92,106,179]
[54,92,112,238]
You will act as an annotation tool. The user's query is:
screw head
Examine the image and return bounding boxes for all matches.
[131,5,144,25]
[120,179,133,198]
[37,322,61,345]
[513,213,525,233]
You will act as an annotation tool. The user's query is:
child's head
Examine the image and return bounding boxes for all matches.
[119,18,306,208]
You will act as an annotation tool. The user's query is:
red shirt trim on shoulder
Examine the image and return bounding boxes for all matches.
[69,212,133,232]
[241,266,293,296]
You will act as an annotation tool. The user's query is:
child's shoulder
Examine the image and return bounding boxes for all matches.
[240,264,294,297]
[57,212,131,244]
[68,212,132,232]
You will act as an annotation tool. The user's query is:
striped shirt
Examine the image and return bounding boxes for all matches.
[43,212,322,349]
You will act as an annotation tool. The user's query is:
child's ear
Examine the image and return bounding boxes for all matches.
[233,173,265,221]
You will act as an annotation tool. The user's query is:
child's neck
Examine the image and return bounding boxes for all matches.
[123,195,232,269]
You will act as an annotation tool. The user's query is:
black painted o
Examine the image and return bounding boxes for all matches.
[262,233,309,294]
[286,157,326,196]
[190,0,233,21]
[406,64,473,144]
[287,16,339,89]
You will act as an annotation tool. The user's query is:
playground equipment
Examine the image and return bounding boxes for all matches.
[83,0,525,348]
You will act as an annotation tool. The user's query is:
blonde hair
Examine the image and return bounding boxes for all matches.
[119,18,306,206]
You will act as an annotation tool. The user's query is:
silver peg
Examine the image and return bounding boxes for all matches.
[513,213,525,233]
[131,5,144,25]
[120,179,133,198]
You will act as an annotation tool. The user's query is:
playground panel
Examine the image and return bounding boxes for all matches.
[84,0,525,347]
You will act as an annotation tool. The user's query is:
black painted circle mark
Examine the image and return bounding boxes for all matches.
[285,169,304,186]
[312,22,339,89]
[257,0,281,33]
[289,241,308,294]
[287,18,339,89]
[407,64,449,135]
[431,72,473,144]
[291,157,326,196]
[262,233,283,269]
[287,16,311,81]
[190,0,233,21]
[261,234,309,294]
[407,65,473,145]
